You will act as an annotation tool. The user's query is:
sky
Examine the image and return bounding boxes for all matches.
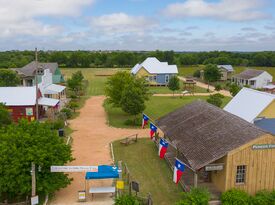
[0,0,275,51]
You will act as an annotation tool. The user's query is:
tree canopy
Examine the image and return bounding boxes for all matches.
[168,76,180,96]
[0,69,20,87]
[0,120,73,201]
[204,64,222,84]
[0,103,11,127]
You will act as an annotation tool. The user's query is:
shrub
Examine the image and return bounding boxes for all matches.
[115,194,140,205]
[68,101,79,112]
[60,108,73,119]
[251,190,275,205]
[207,94,224,107]
[215,83,222,91]
[229,83,241,96]
[176,187,210,205]
[46,119,65,130]
[221,189,251,205]
[193,70,201,78]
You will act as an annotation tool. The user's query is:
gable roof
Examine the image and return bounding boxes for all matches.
[15,61,58,77]
[156,100,266,170]
[224,88,275,123]
[233,69,265,80]
[217,65,234,72]
[131,57,178,75]
[0,87,37,106]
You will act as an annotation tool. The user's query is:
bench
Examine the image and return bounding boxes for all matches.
[120,134,138,146]
[89,187,116,199]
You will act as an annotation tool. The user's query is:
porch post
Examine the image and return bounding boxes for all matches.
[194,171,198,188]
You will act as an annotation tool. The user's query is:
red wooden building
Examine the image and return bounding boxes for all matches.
[0,87,59,122]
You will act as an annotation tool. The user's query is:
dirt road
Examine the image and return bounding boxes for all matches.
[178,76,232,97]
[50,96,148,205]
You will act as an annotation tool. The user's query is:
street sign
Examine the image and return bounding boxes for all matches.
[50,166,98,172]
[31,195,39,205]
[205,164,224,171]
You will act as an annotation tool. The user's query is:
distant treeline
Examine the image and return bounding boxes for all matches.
[1,50,275,68]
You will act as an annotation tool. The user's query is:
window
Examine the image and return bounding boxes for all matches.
[236,165,246,184]
[153,76,157,81]
[165,75,170,83]
[250,80,255,86]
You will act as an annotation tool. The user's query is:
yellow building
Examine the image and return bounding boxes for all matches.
[156,101,275,198]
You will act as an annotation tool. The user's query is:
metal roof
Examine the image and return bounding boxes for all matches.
[156,100,266,170]
[0,87,36,106]
[38,97,59,106]
[44,84,66,95]
[254,118,275,135]
[131,57,178,75]
[218,65,234,72]
[224,88,275,123]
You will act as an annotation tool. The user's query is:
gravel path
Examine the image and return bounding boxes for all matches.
[50,96,148,205]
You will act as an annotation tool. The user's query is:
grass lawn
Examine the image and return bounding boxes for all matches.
[113,138,183,205]
[61,68,124,96]
[149,85,209,94]
[105,96,232,128]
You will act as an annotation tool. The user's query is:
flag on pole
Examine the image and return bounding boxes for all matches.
[149,123,157,139]
[158,138,168,159]
[173,158,185,184]
[142,114,149,129]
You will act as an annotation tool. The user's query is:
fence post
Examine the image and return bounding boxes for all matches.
[147,193,153,205]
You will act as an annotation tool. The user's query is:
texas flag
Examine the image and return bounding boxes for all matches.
[142,114,149,129]
[159,138,168,159]
[149,123,157,139]
[173,158,185,184]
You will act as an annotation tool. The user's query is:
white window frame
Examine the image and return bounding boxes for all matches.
[236,165,246,184]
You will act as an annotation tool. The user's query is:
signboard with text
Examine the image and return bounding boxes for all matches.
[31,195,39,205]
[252,144,275,150]
[50,166,98,173]
[205,164,224,171]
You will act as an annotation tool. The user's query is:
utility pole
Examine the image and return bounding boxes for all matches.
[31,162,36,197]
[35,48,39,121]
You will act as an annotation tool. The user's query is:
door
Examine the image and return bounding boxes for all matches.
[165,75,170,83]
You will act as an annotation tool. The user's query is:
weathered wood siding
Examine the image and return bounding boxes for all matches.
[211,156,227,192]
[258,100,275,119]
[225,134,275,195]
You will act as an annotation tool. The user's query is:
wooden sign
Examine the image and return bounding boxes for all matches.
[50,166,98,172]
[252,144,275,150]
[205,164,224,171]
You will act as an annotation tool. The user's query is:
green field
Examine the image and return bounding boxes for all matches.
[179,65,275,78]
[104,96,232,128]
[149,85,209,94]
[113,138,183,205]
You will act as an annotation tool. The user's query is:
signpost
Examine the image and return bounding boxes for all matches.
[252,144,275,150]
[205,163,224,171]
[131,181,139,195]
[50,166,98,173]
[31,195,39,205]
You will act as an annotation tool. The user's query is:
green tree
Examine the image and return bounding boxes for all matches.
[229,83,241,96]
[67,71,84,96]
[0,103,11,127]
[0,120,73,201]
[207,94,224,107]
[105,72,133,107]
[168,76,180,96]
[0,69,20,87]
[204,64,222,90]
[120,79,147,122]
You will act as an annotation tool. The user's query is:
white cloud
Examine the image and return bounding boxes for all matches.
[164,0,269,21]
[0,0,95,37]
[91,13,156,34]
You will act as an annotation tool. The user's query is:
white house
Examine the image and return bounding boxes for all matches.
[232,69,273,89]
[224,87,275,123]
[131,57,178,85]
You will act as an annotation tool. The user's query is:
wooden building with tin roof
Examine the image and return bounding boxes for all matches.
[156,101,275,196]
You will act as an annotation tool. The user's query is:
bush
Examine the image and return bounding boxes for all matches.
[229,83,241,96]
[176,187,210,205]
[207,94,224,107]
[46,119,65,130]
[215,83,222,91]
[68,101,79,112]
[115,194,140,205]
[193,70,201,78]
[251,190,275,205]
[60,108,73,119]
[221,189,251,205]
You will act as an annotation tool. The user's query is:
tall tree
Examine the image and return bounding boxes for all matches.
[203,64,222,90]
[168,76,180,96]
[0,69,20,87]
[0,103,11,127]
[0,120,73,201]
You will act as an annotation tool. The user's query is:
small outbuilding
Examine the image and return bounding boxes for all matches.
[131,57,178,86]
[232,69,272,89]
[156,101,275,196]
[217,65,234,81]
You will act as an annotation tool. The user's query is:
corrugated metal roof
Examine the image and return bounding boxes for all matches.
[131,57,178,75]
[44,84,66,94]
[156,100,266,170]
[224,88,275,122]
[254,118,275,135]
[0,87,36,106]
[218,65,234,72]
[38,97,59,106]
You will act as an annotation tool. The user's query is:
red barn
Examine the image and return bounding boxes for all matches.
[0,87,59,122]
